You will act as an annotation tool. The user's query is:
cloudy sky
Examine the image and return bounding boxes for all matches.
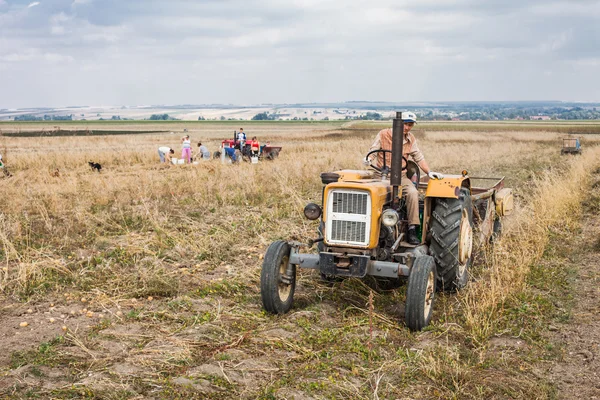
[1,0,599,108]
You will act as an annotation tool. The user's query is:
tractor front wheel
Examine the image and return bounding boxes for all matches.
[429,188,474,291]
[405,255,436,331]
[261,241,296,314]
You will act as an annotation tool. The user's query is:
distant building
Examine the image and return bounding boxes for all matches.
[530,115,551,121]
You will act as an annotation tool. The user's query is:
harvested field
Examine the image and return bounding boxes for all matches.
[1,121,600,398]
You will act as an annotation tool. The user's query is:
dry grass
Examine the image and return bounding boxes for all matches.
[461,150,598,342]
[1,121,600,398]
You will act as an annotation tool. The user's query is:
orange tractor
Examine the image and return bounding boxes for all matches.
[260,112,513,331]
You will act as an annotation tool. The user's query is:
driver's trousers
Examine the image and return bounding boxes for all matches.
[401,172,420,226]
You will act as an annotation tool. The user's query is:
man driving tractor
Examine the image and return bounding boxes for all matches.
[367,111,444,245]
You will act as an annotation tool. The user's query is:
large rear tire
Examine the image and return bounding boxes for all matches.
[261,241,296,314]
[429,188,474,291]
[405,255,436,331]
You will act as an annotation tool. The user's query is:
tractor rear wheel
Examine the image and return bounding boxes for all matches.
[405,255,436,331]
[261,241,296,314]
[429,188,474,291]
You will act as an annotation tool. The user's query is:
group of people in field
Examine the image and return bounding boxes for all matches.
[158,134,212,164]
[158,127,262,164]
[235,128,262,156]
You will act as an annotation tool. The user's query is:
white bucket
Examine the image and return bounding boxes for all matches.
[171,158,178,165]
[177,159,185,165]
[251,156,259,164]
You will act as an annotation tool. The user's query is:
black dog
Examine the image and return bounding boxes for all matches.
[88,161,102,172]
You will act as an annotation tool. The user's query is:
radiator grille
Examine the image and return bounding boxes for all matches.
[326,190,371,246]
[330,220,367,243]
[332,192,368,215]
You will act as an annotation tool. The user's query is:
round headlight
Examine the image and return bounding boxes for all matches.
[304,203,322,220]
[381,209,399,227]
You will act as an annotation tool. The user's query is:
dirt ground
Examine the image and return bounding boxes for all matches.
[544,175,600,399]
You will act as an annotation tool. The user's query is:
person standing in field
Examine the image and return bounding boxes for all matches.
[158,146,174,163]
[181,135,192,163]
[196,142,210,160]
[367,111,444,245]
[237,128,246,150]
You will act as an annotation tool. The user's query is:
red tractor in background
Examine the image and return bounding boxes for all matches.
[213,131,282,162]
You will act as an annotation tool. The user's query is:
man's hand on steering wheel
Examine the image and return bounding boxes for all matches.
[365,149,408,174]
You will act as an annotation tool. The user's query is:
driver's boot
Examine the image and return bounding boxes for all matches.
[407,225,420,245]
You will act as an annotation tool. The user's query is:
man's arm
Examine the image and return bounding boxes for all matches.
[417,159,430,174]
[366,132,382,163]
[412,141,443,179]
[409,138,428,173]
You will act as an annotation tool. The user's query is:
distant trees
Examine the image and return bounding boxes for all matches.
[14,114,73,121]
[358,112,383,120]
[252,112,282,121]
[149,114,177,121]
[198,116,206,121]
[14,115,42,121]
[251,112,269,120]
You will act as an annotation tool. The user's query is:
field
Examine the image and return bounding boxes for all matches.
[1,121,600,399]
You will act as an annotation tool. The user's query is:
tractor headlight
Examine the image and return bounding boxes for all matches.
[304,203,322,220]
[381,209,399,227]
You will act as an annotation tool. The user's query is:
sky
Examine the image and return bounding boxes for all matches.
[0,0,599,108]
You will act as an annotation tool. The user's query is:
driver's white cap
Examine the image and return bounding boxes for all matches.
[402,111,417,123]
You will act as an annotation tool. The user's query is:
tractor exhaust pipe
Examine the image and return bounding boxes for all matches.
[391,112,404,208]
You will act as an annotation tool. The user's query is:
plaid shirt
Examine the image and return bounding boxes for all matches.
[368,128,424,169]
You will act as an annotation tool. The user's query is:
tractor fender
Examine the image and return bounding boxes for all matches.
[425,176,470,199]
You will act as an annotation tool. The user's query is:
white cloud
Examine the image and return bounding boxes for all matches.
[1,0,599,107]
[49,12,72,35]
[1,49,73,64]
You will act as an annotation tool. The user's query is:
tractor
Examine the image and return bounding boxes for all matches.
[560,137,582,155]
[260,112,513,331]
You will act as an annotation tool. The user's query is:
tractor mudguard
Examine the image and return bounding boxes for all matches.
[425,175,471,199]
[494,188,514,216]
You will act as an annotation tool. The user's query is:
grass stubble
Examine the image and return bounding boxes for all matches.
[0,121,599,399]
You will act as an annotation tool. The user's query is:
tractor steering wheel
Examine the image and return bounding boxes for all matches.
[365,149,408,174]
